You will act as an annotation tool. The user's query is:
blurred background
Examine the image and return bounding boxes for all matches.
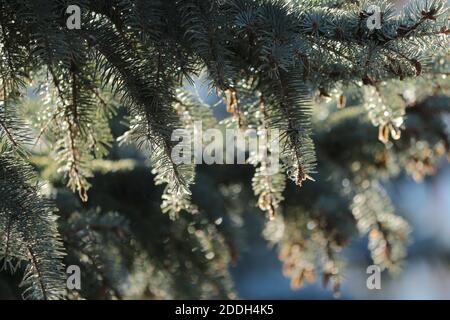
[228,0,450,300]
[199,79,450,300]
[231,166,450,299]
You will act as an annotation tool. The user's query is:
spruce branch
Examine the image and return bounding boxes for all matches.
[0,152,66,300]
[82,21,195,213]
[250,98,286,220]
[0,0,448,299]
[260,69,317,186]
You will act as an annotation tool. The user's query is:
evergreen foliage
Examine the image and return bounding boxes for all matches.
[0,0,449,299]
